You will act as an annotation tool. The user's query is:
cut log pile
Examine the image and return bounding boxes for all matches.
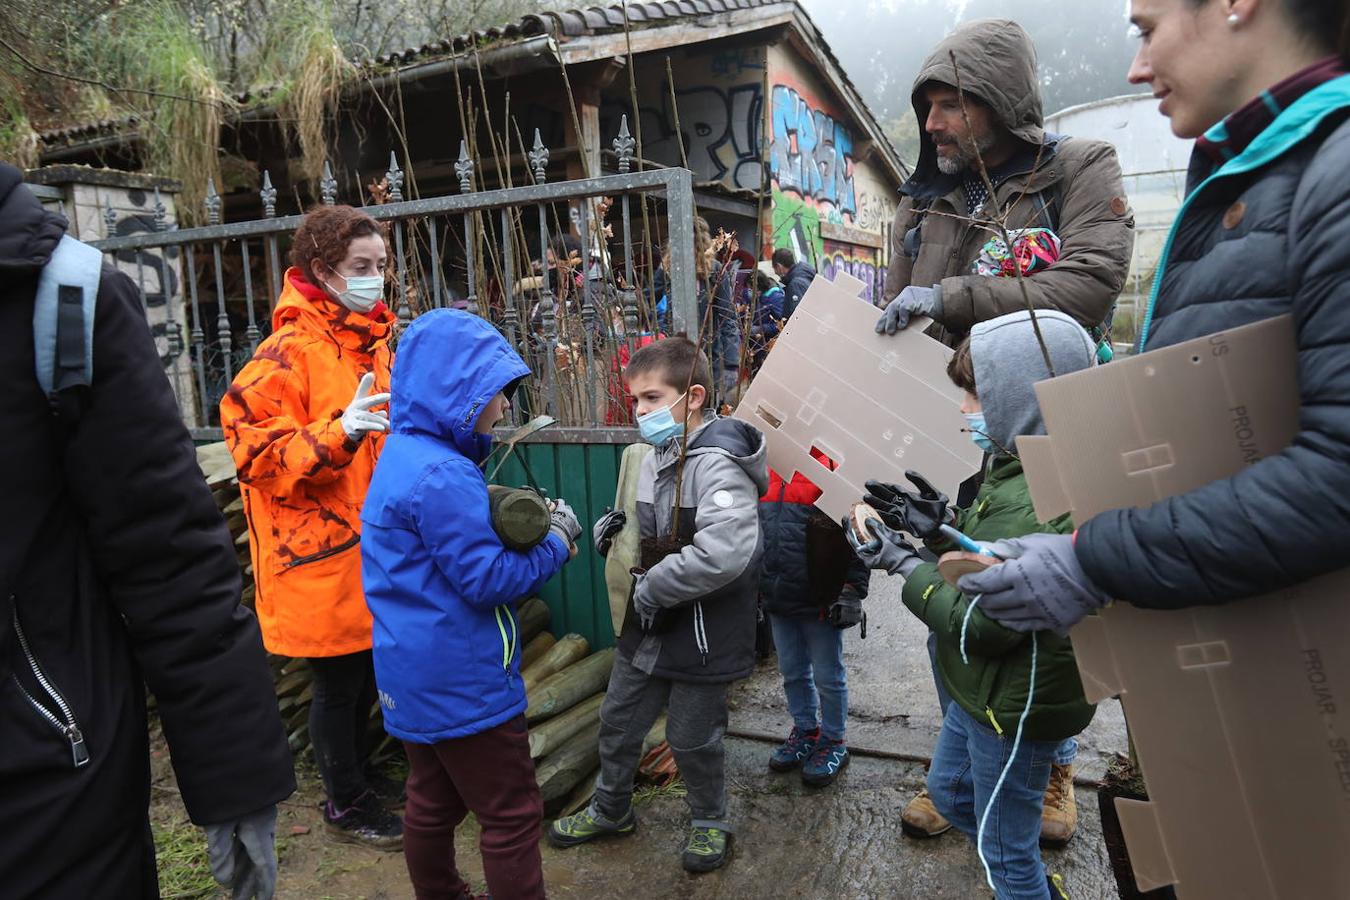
[195,441,668,814]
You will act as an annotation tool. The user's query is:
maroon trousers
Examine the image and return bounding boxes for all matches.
[402,715,545,900]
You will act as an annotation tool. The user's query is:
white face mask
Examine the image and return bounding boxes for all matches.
[324,271,384,313]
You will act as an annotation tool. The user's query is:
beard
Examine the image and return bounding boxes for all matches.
[934,126,999,175]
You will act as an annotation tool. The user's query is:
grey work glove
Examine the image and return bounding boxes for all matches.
[827,587,867,636]
[204,805,278,900]
[956,533,1111,637]
[875,285,942,334]
[842,515,923,579]
[864,471,952,540]
[340,372,391,442]
[547,497,582,545]
[592,507,626,557]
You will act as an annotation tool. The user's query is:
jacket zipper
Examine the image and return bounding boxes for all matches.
[494,606,517,673]
[282,534,360,570]
[9,605,90,768]
[692,601,709,667]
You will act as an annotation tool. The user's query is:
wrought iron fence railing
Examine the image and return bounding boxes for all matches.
[87,118,698,441]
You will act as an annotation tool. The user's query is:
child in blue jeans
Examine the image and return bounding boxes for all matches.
[759,451,869,786]
[850,310,1098,899]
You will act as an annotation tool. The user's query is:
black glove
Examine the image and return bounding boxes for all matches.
[828,588,867,637]
[592,507,627,557]
[843,515,923,579]
[864,470,950,540]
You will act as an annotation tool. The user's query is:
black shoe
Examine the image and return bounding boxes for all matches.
[324,790,404,850]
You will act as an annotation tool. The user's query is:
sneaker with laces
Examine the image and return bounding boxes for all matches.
[1040,763,1078,847]
[801,738,850,787]
[768,726,820,772]
[900,788,952,838]
[681,825,732,873]
[323,790,404,850]
[547,804,636,848]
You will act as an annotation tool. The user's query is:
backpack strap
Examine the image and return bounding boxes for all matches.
[34,234,102,424]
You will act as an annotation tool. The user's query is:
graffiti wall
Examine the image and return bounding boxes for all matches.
[598,46,766,193]
[33,173,198,426]
[819,241,888,306]
[767,44,895,266]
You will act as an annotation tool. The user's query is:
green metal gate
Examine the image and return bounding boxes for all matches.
[491,428,637,649]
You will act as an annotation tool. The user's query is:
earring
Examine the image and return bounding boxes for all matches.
[1227,12,1241,25]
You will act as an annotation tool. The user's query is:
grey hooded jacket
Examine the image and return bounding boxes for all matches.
[883,18,1135,344]
[620,415,768,683]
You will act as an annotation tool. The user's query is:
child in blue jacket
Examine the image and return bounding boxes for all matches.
[361,309,582,900]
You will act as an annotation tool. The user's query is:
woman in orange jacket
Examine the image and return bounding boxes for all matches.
[220,205,402,849]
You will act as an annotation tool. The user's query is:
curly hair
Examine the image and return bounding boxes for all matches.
[289,205,386,285]
[662,215,715,283]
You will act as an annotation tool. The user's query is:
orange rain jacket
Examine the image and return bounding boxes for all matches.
[220,268,395,658]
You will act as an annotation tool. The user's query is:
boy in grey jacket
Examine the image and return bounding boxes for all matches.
[548,337,767,873]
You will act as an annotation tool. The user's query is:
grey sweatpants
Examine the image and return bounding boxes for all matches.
[592,653,732,830]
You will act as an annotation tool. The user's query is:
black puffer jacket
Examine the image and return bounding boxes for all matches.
[0,165,295,898]
[1076,77,1350,606]
[782,260,817,318]
[758,468,869,618]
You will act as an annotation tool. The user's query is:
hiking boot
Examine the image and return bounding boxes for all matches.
[1040,763,1078,847]
[682,825,732,873]
[801,738,850,787]
[768,726,820,772]
[323,790,404,850]
[1047,871,1070,898]
[547,804,636,848]
[900,789,952,838]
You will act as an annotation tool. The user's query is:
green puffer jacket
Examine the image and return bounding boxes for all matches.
[901,457,1095,741]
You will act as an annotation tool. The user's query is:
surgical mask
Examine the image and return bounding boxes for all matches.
[637,393,687,446]
[964,412,997,454]
[325,272,384,313]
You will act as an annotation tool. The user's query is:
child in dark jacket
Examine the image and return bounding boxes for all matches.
[759,455,869,786]
[849,310,1098,900]
[361,310,582,900]
[549,337,767,874]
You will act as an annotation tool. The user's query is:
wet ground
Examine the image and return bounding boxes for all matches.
[157,571,1128,898]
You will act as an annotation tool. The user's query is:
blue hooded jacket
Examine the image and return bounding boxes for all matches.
[361,310,569,742]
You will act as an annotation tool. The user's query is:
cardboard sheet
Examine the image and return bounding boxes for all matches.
[1018,315,1350,899]
[733,271,982,523]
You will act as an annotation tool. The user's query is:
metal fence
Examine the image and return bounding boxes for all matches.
[86,117,698,441]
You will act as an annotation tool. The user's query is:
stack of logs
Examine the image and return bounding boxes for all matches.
[194,442,664,814]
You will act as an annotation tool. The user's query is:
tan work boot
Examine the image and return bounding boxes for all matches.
[900,788,952,838]
[1040,763,1078,847]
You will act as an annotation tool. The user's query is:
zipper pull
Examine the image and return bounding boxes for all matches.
[67,725,90,768]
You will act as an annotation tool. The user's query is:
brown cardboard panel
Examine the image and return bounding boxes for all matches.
[734,271,982,524]
[1021,315,1350,898]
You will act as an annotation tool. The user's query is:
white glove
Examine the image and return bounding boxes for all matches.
[549,497,583,545]
[341,373,391,442]
[204,805,278,900]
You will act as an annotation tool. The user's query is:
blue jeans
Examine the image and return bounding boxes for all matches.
[928,702,1057,900]
[770,614,848,741]
[926,630,1077,766]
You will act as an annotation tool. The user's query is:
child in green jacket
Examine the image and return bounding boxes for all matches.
[848,309,1097,900]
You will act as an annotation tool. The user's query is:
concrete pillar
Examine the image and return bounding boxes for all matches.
[26,165,199,427]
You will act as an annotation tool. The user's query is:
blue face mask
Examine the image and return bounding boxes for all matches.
[964,412,998,454]
[637,393,687,446]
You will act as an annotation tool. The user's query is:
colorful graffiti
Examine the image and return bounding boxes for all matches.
[820,243,888,306]
[771,188,823,264]
[770,84,857,225]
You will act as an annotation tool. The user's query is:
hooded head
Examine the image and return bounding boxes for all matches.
[0,163,67,274]
[389,309,529,463]
[907,19,1045,186]
[969,309,1096,454]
